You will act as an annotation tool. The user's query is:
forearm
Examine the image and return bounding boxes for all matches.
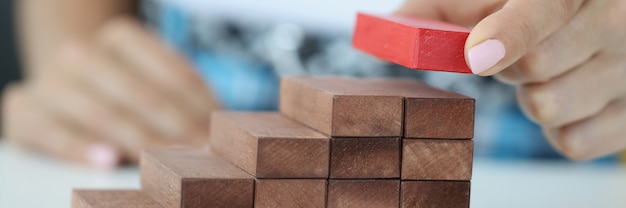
[16,0,137,75]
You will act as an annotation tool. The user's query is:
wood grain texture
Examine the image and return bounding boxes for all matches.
[279,76,404,137]
[72,190,161,208]
[209,112,330,178]
[363,79,474,139]
[353,12,471,73]
[327,180,400,208]
[401,181,470,208]
[330,137,400,178]
[255,179,327,208]
[405,98,474,139]
[140,149,254,208]
[280,77,474,138]
[402,139,473,180]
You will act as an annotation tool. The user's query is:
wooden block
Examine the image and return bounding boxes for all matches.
[402,139,473,180]
[255,179,327,208]
[365,79,475,139]
[330,137,400,178]
[328,180,400,208]
[279,76,404,137]
[72,190,161,208]
[140,149,254,208]
[401,181,470,208]
[209,112,330,178]
[353,12,471,73]
[405,98,475,139]
[281,77,474,139]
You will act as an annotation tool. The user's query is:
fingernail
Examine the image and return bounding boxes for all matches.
[468,39,506,75]
[87,143,120,170]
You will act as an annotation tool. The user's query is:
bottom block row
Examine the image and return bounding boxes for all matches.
[72,149,470,208]
[73,180,469,208]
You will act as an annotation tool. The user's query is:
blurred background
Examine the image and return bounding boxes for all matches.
[0,0,625,207]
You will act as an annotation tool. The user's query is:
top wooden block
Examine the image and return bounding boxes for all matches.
[364,79,474,139]
[280,76,474,138]
[353,12,471,73]
[209,112,330,178]
[280,76,404,137]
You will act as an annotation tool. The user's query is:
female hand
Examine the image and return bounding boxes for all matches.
[2,17,219,169]
[397,0,626,160]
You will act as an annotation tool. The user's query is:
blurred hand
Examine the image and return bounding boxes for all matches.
[397,0,626,160]
[2,17,219,169]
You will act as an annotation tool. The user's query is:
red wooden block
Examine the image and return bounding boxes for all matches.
[353,12,471,73]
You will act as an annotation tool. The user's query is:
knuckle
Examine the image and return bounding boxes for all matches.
[606,1,626,30]
[127,81,160,106]
[550,129,589,161]
[56,43,86,68]
[85,104,115,129]
[515,50,548,81]
[513,17,537,45]
[595,1,626,40]
[51,42,97,79]
[98,16,139,44]
[601,61,626,95]
[518,84,558,125]
[555,0,581,16]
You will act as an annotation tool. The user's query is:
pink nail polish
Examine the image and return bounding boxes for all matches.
[468,39,506,75]
[87,143,119,170]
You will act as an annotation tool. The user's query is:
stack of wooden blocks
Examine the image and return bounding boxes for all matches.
[72,76,475,208]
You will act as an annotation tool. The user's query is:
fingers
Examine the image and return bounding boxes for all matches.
[5,17,215,168]
[394,0,505,26]
[466,0,586,75]
[2,84,121,169]
[516,55,626,128]
[29,54,170,162]
[544,97,626,161]
[57,43,206,142]
[97,17,220,119]
[497,0,607,84]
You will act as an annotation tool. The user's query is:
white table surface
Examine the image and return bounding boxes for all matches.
[1,140,626,208]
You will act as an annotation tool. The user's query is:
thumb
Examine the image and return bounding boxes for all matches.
[466,0,585,75]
